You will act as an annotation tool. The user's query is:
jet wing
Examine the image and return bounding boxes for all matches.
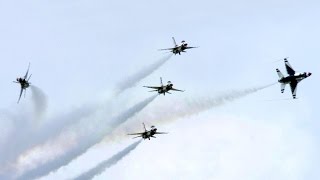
[159,48,175,51]
[289,80,298,99]
[143,86,160,89]
[128,132,144,135]
[17,88,23,103]
[24,63,30,79]
[284,59,295,76]
[154,132,168,134]
[185,46,198,49]
[171,88,184,92]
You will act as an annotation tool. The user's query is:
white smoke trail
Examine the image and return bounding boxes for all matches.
[18,95,157,180]
[115,54,173,95]
[136,83,275,124]
[74,140,142,180]
[30,85,48,125]
[3,54,170,177]
[0,102,100,176]
[43,84,272,179]
[105,83,276,142]
[1,54,170,177]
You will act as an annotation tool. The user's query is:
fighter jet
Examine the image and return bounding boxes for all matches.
[159,37,198,55]
[13,63,32,103]
[276,58,311,99]
[143,77,184,95]
[128,123,168,140]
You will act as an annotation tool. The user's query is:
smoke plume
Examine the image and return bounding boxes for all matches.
[139,84,274,123]
[106,84,276,142]
[74,140,142,180]
[4,53,168,177]
[30,85,48,124]
[18,95,156,180]
[115,54,172,94]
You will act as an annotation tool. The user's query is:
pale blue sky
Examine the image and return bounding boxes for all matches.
[0,0,319,179]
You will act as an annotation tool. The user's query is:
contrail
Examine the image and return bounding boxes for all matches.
[30,85,48,124]
[105,84,276,142]
[74,140,142,180]
[18,95,157,180]
[115,54,173,95]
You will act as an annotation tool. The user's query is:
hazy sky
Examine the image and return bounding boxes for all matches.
[0,0,319,179]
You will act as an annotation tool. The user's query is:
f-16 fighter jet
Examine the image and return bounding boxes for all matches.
[276,58,311,99]
[13,63,32,103]
[159,37,198,55]
[128,123,168,140]
[144,77,184,96]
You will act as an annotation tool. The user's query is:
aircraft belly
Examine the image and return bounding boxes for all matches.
[22,84,29,89]
[281,76,296,83]
[279,78,290,84]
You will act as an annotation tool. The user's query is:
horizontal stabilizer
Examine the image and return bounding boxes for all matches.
[276,69,284,78]
[280,83,286,93]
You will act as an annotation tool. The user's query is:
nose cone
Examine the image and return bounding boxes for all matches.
[308,72,312,76]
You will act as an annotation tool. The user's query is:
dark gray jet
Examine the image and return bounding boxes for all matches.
[159,37,198,55]
[276,58,311,99]
[144,77,184,96]
[128,123,168,140]
[13,63,32,103]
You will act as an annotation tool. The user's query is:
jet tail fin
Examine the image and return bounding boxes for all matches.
[276,69,284,78]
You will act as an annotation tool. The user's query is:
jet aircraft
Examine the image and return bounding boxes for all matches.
[128,123,168,140]
[13,63,32,103]
[159,37,198,55]
[144,77,184,95]
[276,58,311,99]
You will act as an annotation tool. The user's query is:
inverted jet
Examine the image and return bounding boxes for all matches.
[276,58,311,99]
[13,63,32,103]
[159,37,198,55]
[144,77,184,95]
[128,123,167,140]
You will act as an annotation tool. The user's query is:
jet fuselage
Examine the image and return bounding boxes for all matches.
[17,78,30,89]
[157,84,173,94]
[172,44,188,55]
[278,72,311,84]
[141,128,157,139]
